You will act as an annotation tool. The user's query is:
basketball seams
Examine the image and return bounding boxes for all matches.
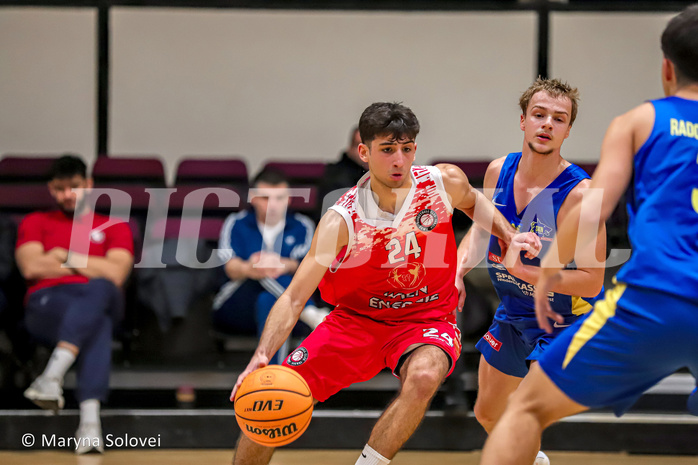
[235,388,312,400]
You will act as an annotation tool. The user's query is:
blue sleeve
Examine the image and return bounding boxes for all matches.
[289,213,315,261]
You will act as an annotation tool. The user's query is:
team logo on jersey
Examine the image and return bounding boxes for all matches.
[530,216,553,241]
[286,347,308,366]
[387,262,426,290]
[415,209,438,232]
[90,229,106,244]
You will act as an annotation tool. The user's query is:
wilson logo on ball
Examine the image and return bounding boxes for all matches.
[245,423,298,440]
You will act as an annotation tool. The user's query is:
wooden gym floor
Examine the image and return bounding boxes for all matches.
[1,450,697,465]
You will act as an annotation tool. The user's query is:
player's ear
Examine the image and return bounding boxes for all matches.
[358,143,370,164]
[661,57,677,96]
[520,113,526,132]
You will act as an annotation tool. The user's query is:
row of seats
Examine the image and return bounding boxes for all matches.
[0,155,323,186]
[0,154,520,186]
[0,155,513,220]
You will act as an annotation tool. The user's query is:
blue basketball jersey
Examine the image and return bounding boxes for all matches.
[487,152,600,320]
[615,96,698,301]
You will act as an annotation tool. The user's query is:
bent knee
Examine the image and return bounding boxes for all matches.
[403,367,444,399]
[503,385,559,427]
[473,399,500,429]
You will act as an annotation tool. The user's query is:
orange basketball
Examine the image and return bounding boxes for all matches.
[234,365,313,447]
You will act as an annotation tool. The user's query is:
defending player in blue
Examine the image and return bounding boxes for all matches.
[479,4,698,465]
[456,78,606,465]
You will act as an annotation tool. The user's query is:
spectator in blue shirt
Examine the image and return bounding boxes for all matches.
[213,168,326,364]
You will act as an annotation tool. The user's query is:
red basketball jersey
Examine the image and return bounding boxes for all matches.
[319,165,458,322]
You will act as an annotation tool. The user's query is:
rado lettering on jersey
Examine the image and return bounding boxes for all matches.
[245,423,298,440]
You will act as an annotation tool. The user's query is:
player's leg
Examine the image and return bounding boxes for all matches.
[480,363,587,465]
[363,344,450,461]
[473,318,531,433]
[233,433,275,465]
[473,355,523,433]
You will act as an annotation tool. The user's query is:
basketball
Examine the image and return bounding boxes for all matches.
[234,365,314,447]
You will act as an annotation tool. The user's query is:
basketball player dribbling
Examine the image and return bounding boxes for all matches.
[480,4,698,464]
[230,101,541,465]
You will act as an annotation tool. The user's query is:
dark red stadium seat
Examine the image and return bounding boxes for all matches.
[575,163,597,177]
[262,161,326,184]
[168,185,245,216]
[0,155,59,183]
[92,184,155,213]
[0,184,55,212]
[287,185,319,215]
[92,156,166,186]
[148,216,224,241]
[175,158,248,186]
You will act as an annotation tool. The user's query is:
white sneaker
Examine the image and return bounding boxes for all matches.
[23,375,64,413]
[299,306,330,329]
[75,423,104,455]
[534,451,550,465]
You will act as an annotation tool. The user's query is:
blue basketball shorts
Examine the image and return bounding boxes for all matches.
[476,305,580,378]
[539,282,698,416]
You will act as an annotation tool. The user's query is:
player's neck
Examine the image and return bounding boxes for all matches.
[674,84,698,100]
[517,150,567,186]
[369,177,412,214]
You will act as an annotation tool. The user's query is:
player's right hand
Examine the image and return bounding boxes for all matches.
[534,270,564,333]
[230,353,270,402]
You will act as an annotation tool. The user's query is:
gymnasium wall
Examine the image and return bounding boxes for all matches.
[0,7,674,182]
[0,8,96,166]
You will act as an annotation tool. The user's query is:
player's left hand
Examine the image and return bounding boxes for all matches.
[534,270,564,333]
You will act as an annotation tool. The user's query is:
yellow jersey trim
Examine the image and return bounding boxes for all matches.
[563,283,627,369]
[571,295,593,316]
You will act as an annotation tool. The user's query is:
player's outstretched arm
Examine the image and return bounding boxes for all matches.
[454,158,505,311]
[440,163,540,259]
[231,209,348,400]
[503,178,606,298]
[535,103,652,332]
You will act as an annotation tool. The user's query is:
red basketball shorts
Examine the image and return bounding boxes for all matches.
[282,309,461,402]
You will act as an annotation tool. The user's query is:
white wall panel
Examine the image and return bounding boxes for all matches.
[111,8,537,181]
[551,12,673,165]
[0,8,96,165]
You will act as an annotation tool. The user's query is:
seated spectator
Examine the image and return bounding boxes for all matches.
[212,168,327,364]
[15,155,134,454]
[318,126,367,215]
